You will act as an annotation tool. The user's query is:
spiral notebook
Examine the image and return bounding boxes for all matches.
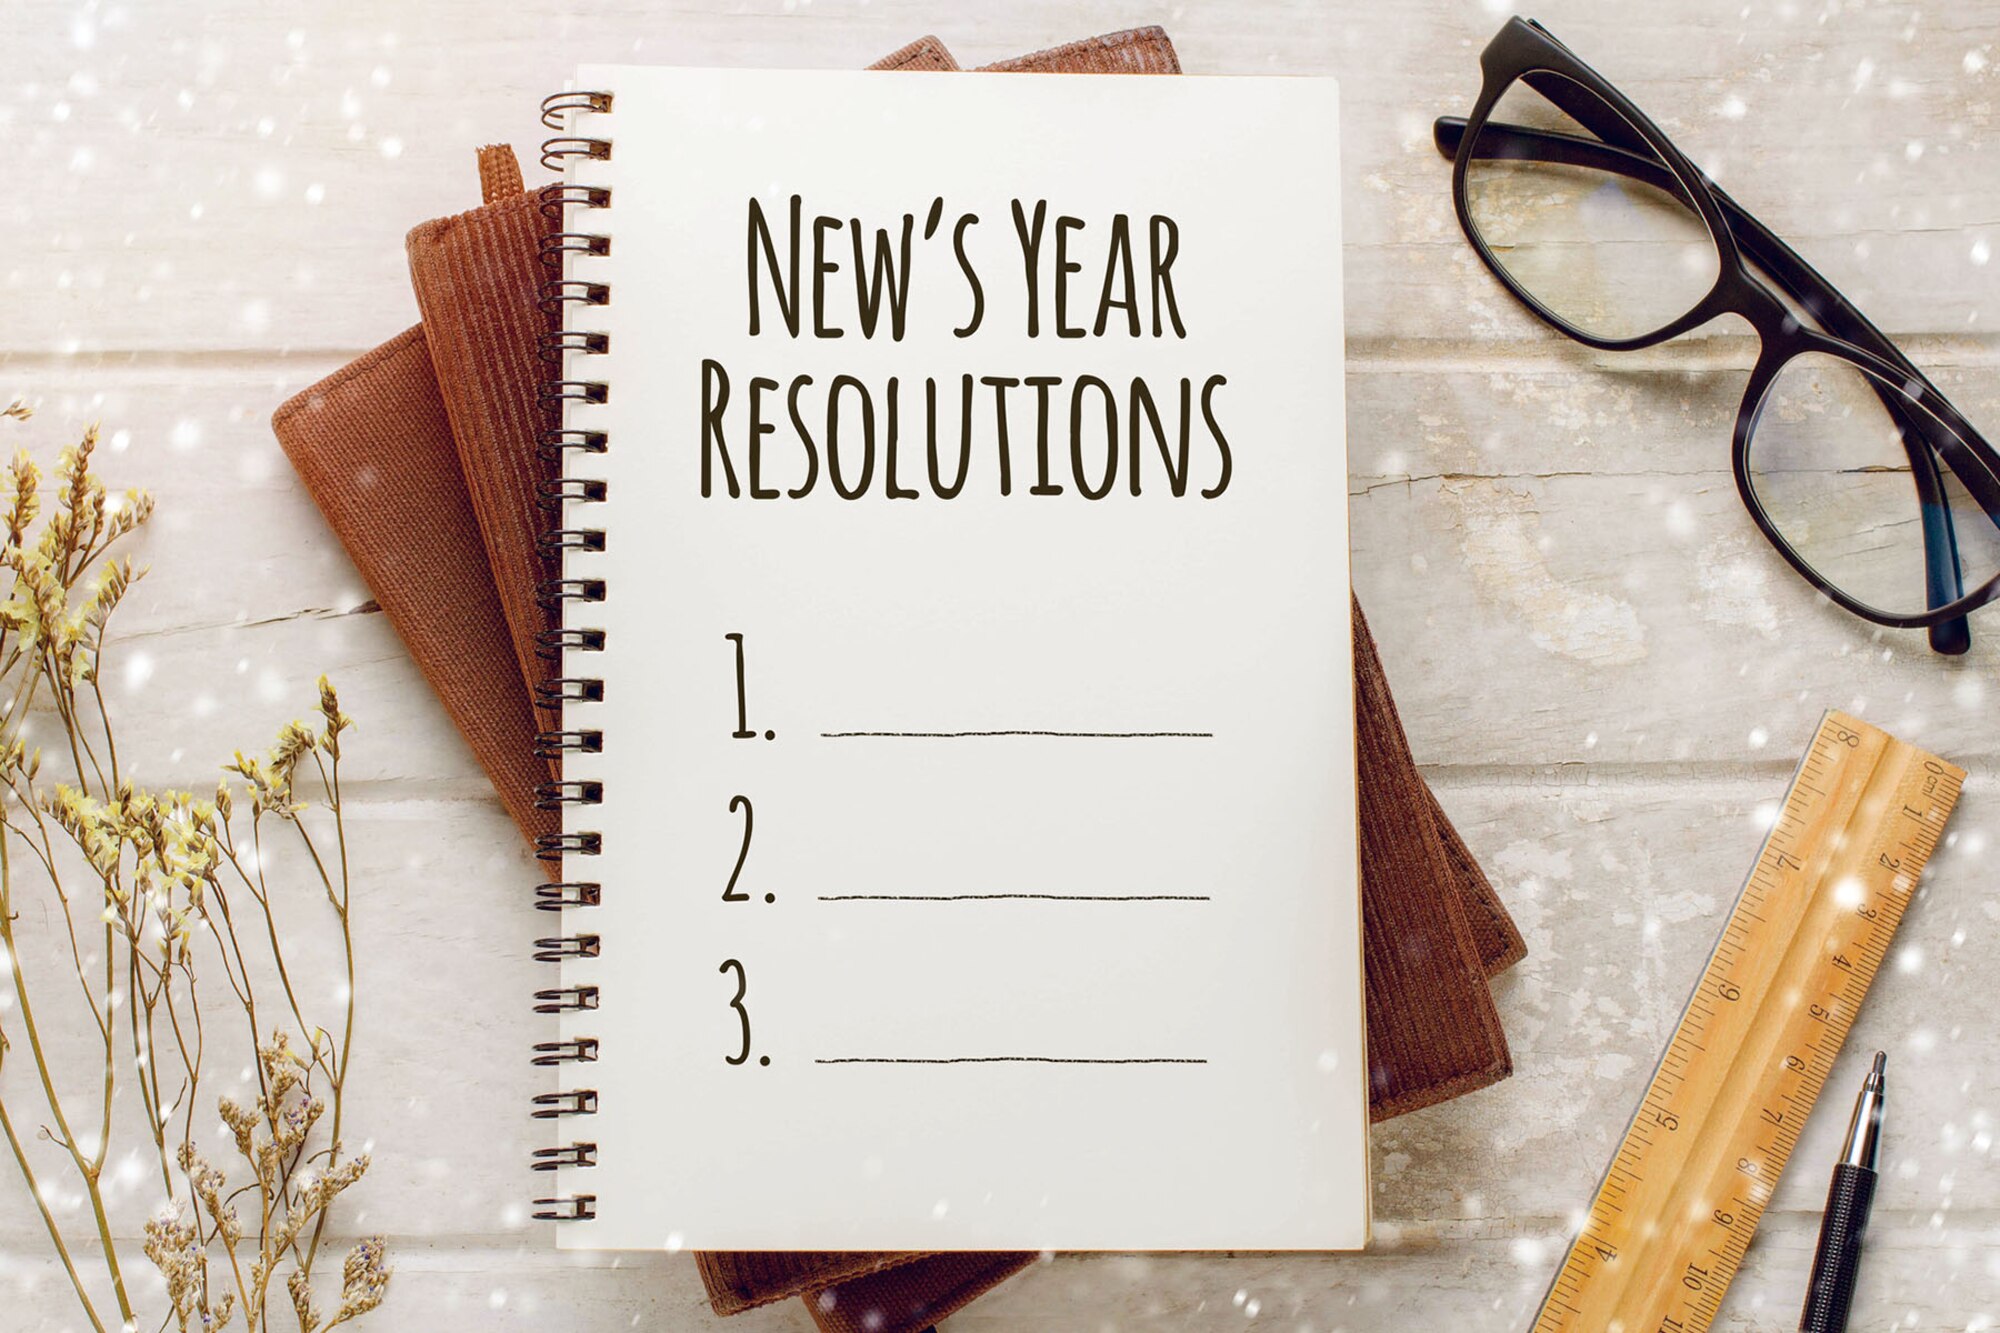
[536,66,1361,1252]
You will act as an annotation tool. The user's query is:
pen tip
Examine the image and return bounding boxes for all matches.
[1872,1050,1887,1075]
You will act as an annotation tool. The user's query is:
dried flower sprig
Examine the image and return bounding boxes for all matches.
[0,411,389,1331]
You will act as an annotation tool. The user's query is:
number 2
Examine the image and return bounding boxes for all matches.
[720,959,753,1065]
[723,795,754,902]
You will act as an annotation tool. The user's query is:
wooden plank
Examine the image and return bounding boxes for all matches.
[0,1219,1987,1332]
[0,779,1988,1257]
[1349,342,2000,764]
[0,1240,814,1332]
[1355,472,2000,767]
[951,1220,2000,1332]
[9,0,2000,350]
[10,359,2000,785]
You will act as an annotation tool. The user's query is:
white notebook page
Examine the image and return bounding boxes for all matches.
[556,66,1361,1251]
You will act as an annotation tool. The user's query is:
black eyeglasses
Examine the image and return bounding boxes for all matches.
[1437,16,2000,656]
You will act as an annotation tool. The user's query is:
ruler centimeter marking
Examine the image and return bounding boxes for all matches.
[1530,711,1963,1333]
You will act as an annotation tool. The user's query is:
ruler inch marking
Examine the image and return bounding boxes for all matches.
[1529,712,1963,1333]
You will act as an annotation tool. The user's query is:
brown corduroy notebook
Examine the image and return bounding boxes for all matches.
[272,26,1520,1333]
[406,150,563,752]
[271,327,556,844]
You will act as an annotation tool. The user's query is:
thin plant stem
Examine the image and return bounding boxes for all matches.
[241,819,317,1050]
[301,751,353,1277]
[0,1082,107,1333]
[0,828,135,1326]
[2,805,104,1037]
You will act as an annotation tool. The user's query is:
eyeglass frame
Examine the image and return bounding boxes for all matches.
[1435,15,2000,655]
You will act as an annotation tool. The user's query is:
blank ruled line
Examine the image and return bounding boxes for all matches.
[819,729,1214,739]
[817,893,1210,902]
[815,1057,1208,1065]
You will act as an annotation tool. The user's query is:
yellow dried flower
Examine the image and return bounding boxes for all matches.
[4,450,37,547]
[317,675,353,759]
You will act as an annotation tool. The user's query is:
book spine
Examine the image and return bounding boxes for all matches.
[528,88,616,1226]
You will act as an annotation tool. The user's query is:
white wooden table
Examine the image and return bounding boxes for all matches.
[7,1,1998,1328]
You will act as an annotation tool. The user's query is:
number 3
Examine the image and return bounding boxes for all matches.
[720,959,753,1066]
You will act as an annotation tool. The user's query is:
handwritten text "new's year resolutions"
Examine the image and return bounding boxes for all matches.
[699,196,1234,502]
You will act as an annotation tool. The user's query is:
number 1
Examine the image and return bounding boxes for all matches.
[725,632,772,740]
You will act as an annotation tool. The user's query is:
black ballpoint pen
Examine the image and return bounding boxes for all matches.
[1798,1052,1887,1333]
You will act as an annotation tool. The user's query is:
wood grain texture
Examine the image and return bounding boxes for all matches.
[6,0,2000,1329]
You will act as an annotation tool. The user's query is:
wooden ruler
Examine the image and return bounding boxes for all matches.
[1531,711,1963,1333]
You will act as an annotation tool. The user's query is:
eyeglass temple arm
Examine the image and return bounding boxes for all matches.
[1435,115,1979,652]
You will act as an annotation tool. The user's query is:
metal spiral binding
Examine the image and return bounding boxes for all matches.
[536,677,604,706]
[532,1089,600,1118]
[539,90,612,130]
[537,281,610,317]
[538,477,609,506]
[531,1143,600,1169]
[536,428,607,463]
[539,330,610,362]
[535,933,602,962]
[539,184,611,219]
[533,1037,600,1065]
[535,780,604,810]
[532,87,613,1225]
[535,985,602,1014]
[534,730,603,757]
[536,578,606,611]
[535,882,602,911]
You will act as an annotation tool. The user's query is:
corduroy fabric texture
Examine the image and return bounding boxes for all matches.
[405,173,562,748]
[270,327,556,844]
[809,1253,1041,1333]
[980,25,1183,74]
[270,25,1518,1333]
[873,34,960,72]
[1446,784,1529,977]
[476,142,525,202]
[1353,598,1515,1118]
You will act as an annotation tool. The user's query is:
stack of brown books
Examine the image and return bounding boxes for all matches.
[273,26,1522,1333]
